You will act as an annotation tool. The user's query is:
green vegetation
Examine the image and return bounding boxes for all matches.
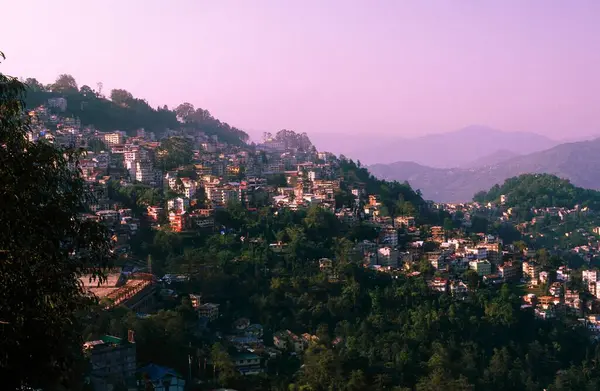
[474,173,600,210]
[92,200,600,391]
[156,136,194,170]
[87,137,108,153]
[23,74,249,144]
[5,56,600,391]
[1,58,112,390]
[337,158,451,226]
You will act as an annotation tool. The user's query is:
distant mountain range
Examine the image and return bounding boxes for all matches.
[368,137,600,203]
[312,125,558,167]
[458,149,521,168]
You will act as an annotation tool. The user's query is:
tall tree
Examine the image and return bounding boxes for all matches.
[110,89,134,107]
[0,54,112,390]
[24,77,44,92]
[210,343,236,386]
[79,85,97,98]
[175,102,195,122]
[156,137,193,170]
[52,73,78,93]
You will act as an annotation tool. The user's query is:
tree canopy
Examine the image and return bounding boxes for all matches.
[474,174,600,210]
[156,136,194,171]
[1,56,112,390]
[23,76,250,144]
[51,74,78,93]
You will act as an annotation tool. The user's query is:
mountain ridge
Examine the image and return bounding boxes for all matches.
[459,149,521,168]
[313,125,557,167]
[368,137,600,203]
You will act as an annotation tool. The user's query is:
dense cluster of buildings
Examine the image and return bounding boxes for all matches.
[29,96,600,388]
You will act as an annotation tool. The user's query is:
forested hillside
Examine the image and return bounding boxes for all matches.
[23,74,249,145]
[368,138,600,203]
[89,200,600,391]
[474,174,600,210]
[6,69,600,391]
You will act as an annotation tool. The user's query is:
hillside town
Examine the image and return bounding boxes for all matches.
[20,97,600,391]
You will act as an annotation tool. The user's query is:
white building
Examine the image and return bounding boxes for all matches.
[167,197,190,213]
[206,186,240,206]
[103,132,123,146]
[135,160,154,184]
[583,269,598,284]
[181,178,196,199]
[466,247,488,260]
[47,97,67,111]
[556,266,571,282]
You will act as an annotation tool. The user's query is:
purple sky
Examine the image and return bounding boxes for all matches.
[2,1,600,141]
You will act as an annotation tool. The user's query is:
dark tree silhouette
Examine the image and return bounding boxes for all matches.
[0,53,112,390]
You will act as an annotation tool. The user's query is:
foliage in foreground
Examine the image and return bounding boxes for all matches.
[0,55,112,390]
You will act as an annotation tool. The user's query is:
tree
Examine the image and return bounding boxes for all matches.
[87,138,108,153]
[175,102,195,122]
[299,344,342,390]
[514,240,527,254]
[0,61,112,389]
[346,369,367,391]
[464,269,480,290]
[52,73,78,93]
[536,248,550,267]
[156,137,193,170]
[79,85,97,98]
[443,217,454,233]
[210,343,236,386]
[24,77,44,92]
[470,216,489,233]
[110,89,134,107]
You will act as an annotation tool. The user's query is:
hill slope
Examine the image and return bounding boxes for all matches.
[24,84,249,145]
[369,138,600,202]
[474,173,600,210]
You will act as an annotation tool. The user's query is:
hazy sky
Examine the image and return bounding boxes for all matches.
[2,1,600,140]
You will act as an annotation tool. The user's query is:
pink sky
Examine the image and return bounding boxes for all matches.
[2,0,600,140]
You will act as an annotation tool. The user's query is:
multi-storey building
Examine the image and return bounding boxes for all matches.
[167,197,190,213]
[564,289,582,315]
[497,261,519,281]
[180,178,196,199]
[83,334,136,391]
[48,97,67,111]
[206,185,240,206]
[582,269,598,284]
[146,206,163,221]
[198,303,220,321]
[469,260,492,276]
[394,216,415,228]
[233,353,263,375]
[380,226,398,247]
[135,160,154,184]
[556,266,571,282]
[103,132,123,146]
[169,212,187,232]
[430,226,445,242]
[377,246,398,268]
[429,277,449,293]
[522,261,541,281]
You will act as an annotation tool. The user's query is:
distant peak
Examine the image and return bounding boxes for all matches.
[455,125,501,134]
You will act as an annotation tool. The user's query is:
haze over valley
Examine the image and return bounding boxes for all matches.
[368,135,600,202]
